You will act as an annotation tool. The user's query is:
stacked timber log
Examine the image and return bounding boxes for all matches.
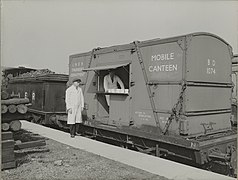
[18,69,55,78]
[1,131,16,170]
[1,74,47,171]
[1,90,30,132]
[2,75,10,88]
[11,74,69,82]
[1,90,9,100]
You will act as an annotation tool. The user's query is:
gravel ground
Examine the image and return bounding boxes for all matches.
[1,130,170,180]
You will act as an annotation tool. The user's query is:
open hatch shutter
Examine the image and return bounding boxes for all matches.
[82,62,130,72]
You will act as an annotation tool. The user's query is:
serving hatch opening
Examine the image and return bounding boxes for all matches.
[83,62,130,93]
[83,62,131,119]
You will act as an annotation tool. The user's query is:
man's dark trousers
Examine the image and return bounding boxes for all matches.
[69,123,80,135]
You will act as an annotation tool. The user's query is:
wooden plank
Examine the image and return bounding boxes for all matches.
[1,131,13,141]
[2,140,15,149]
[1,161,16,170]
[2,112,30,123]
[1,98,30,105]
[14,140,46,150]
[2,155,15,163]
[2,148,15,163]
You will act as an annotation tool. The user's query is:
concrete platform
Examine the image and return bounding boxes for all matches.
[20,120,235,180]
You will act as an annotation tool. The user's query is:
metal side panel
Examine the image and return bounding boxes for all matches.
[44,82,67,112]
[186,113,231,136]
[69,54,92,84]
[109,94,130,126]
[185,86,231,112]
[130,52,157,127]
[140,41,184,82]
[27,82,44,112]
[151,84,181,111]
[186,35,231,83]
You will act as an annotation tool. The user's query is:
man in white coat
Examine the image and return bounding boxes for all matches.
[104,70,124,106]
[65,78,84,138]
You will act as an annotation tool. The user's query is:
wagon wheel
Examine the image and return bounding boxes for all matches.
[56,119,63,128]
[31,114,41,124]
[60,120,69,130]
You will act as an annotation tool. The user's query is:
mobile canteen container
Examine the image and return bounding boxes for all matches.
[69,33,236,175]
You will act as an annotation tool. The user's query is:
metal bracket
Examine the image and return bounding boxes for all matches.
[177,38,185,50]
[136,146,155,154]
[200,122,215,134]
[83,48,96,93]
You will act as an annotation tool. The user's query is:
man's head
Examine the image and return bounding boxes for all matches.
[72,78,82,87]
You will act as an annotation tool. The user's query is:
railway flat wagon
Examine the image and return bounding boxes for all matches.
[7,74,68,125]
[69,32,237,176]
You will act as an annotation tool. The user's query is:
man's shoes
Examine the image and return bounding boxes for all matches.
[71,135,75,138]
[75,133,81,136]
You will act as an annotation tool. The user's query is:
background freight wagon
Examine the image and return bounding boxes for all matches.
[7,74,68,124]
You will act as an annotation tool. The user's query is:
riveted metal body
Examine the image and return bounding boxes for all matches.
[7,74,68,114]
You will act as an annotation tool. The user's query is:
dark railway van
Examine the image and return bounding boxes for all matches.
[69,32,237,176]
[7,74,68,125]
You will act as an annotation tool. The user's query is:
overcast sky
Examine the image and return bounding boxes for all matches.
[2,0,238,74]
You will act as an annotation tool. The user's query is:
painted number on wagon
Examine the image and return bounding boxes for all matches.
[207,59,216,75]
[32,92,35,101]
[25,92,28,98]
